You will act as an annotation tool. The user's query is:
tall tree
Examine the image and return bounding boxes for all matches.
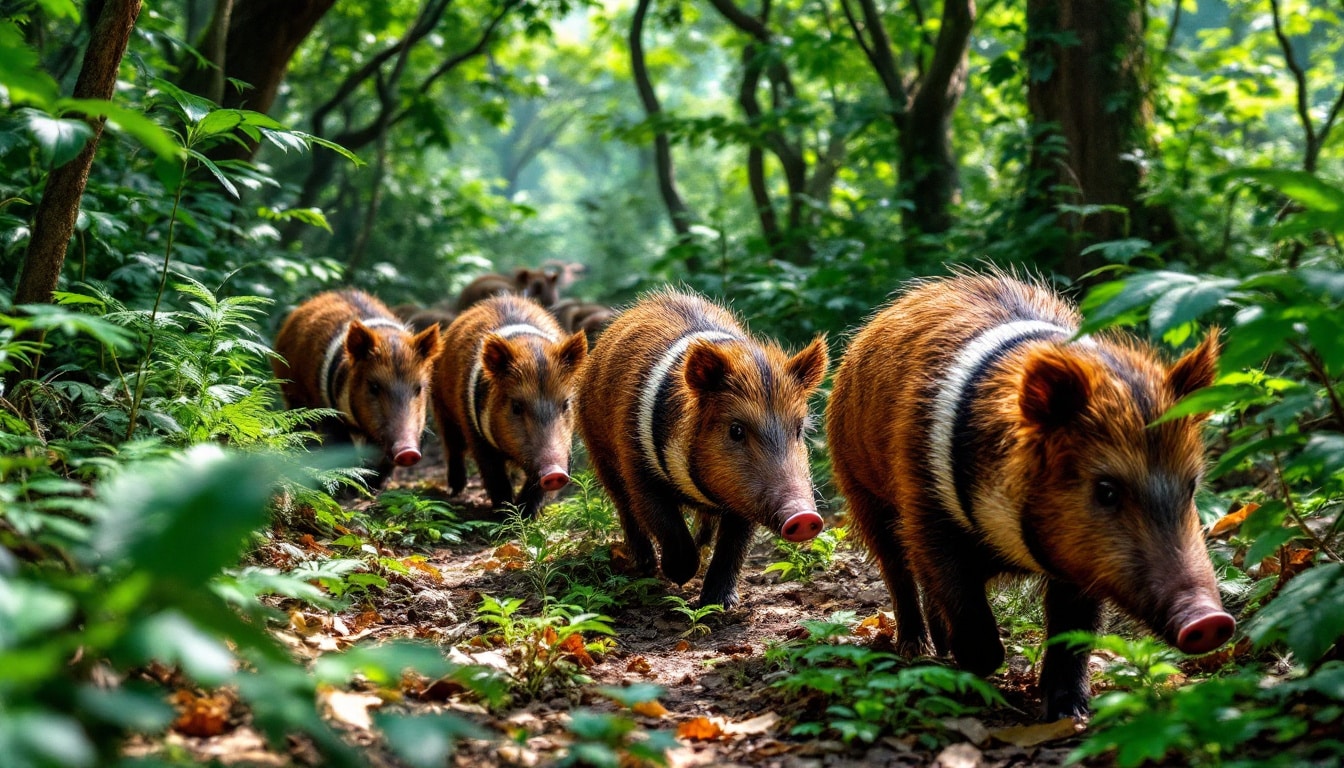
[1022,0,1165,278]
[17,0,142,308]
[841,0,975,238]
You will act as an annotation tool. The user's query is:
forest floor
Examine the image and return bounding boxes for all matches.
[150,442,1146,768]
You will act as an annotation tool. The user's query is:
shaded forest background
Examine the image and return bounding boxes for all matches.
[1,0,1344,765]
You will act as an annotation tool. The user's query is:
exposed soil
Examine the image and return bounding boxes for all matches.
[159,441,1118,768]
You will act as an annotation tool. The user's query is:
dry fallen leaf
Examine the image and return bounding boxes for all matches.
[171,689,232,738]
[626,656,652,674]
[403,556,444,581]
[723,711,779,736]
[480,558,503,572]
[494,542,525,560]
[853,612,896,641]
[558,633,596,669]
[989,718,1079,748]
[1210,502,1258,538]
[941,716,989,746]
[674,639,692,653]
[676,717,724,741]
[633,700,669,718]
[320,688,383,731]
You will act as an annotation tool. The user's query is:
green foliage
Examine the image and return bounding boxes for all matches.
[662,595,725,638]
[473,594,616,701]
[559,685,679,768]
[767,612,1005,747]
[764,525,848,582]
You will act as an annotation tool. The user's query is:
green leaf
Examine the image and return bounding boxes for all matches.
[0,712,95,768]
[1247,563,1344,666]
[1151,383,1263,425]
[1147,279,1235,337]
[76,684,176,732]
[20,109,93,168]
[1080,272,1197,334]
[60,98,183,161]
[0,22,60,106]
[0,577,75,646]
[187,149,239,198]
[1079,238,1153,265]
[193,108,245,139]
[377,713,489,768]
[121,611,237,686]
[596,683,665,707]
[1224,168,1344,212]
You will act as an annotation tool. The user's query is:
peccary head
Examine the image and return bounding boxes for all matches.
[1012,330,1234,655]
[344,321,442,467]
[682,336,829,542]
[513,268,561,308]
[480,328,589,490]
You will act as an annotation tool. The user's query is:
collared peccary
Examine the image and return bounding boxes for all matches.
[455,268,561,313]
[431,295,588,517]
[273,290,441,488]
[577,291,829,608]
[827,272,1234,719]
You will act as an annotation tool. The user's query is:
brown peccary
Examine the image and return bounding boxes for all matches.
[273,290,441,488]
[407,304,457,334]
[577,291,829,608]
[826,272,1234,720]
[431,295,588,517]
[455,268,561,313]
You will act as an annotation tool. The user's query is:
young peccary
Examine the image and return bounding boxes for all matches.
[273,290,441,488]
[577,291,829,608]
[827,272,1234,719]
[431,295,588,517]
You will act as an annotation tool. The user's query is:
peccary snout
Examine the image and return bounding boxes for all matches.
[780,508,824,542]
[539,465,571,492]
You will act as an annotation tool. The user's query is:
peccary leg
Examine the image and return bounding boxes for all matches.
[515,476,546,519]
[593,461,656,575]
[698,512,753,609]
[1039,579,1102,720]
[630,482,697,585]
[845,484,928,656]
[438,416,469,496]
[915,527,1003,676]
[474,444,518,513]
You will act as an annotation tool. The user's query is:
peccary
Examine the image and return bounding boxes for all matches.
[577,291,828,608]
[431,295,588,517]
[455,268,561,313]
[273,290,441,488]
[826,272,1234,719]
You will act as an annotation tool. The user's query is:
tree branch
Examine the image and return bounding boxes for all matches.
[1268,0,1318,171]
[630,0,695,239]
[849,0,909,111]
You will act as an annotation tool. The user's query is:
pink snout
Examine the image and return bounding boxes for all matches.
[1176,611,1236,655]
[780,510,824,542]
[392,447,422,467]
[539,465,570,492]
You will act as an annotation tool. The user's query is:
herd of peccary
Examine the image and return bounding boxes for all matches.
[271,266,1235,720]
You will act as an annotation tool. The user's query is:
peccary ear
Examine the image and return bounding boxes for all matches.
[513,268,534,291]
[345,321,378,361]
[1168,329,1221,402]
[685,341,732,395]
[411,325,441,361]
[1020,347,1095,430]
[787,336,829,392]
[555,331,589,374]
[481,335,516,381]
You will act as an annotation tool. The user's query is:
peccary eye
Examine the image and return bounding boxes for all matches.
[728,422,745,442]
[414,384,423,397]
[511,399,525,416]
[562,398,571,413]
[369,381,382,396]
[796,420,805,439]
[1095,479,1122,508]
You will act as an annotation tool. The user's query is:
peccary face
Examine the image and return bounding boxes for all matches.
[481,329,588,488]
[683,336,829,541]
[345,321,441,467]
[1014,331,1234,654]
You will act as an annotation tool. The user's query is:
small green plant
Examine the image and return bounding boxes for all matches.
[473,595,616,700]
[763,525,848,582]
[663,595,725,638]
[768,612,1004,748]
[365,488,484,548]
[558,684,680,768]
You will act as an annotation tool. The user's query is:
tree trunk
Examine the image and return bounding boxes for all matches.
[178,0,235,105]
[630,0,699,268]
[16,0,142,308]
[1025,0,1159,278]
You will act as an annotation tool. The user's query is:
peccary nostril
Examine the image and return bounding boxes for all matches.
[1176,612,1236,655]
[540,471,570,492]
[780,511,824,542]
[393,448,421,466]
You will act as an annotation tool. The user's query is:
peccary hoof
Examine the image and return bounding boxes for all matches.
[698,586,740,611]
[1044,686,1091,721]
[951,633,1006,678]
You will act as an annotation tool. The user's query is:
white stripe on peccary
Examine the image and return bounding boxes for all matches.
[320,317,410,416]
[636,330,738,505]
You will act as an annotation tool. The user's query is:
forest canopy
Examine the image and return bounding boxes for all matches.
[1,0,1343,765]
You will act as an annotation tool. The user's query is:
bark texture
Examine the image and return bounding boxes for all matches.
[16,0,142,307]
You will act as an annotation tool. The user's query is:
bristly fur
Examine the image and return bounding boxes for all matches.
[577,290,829,609]
[827,272,1229,720]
